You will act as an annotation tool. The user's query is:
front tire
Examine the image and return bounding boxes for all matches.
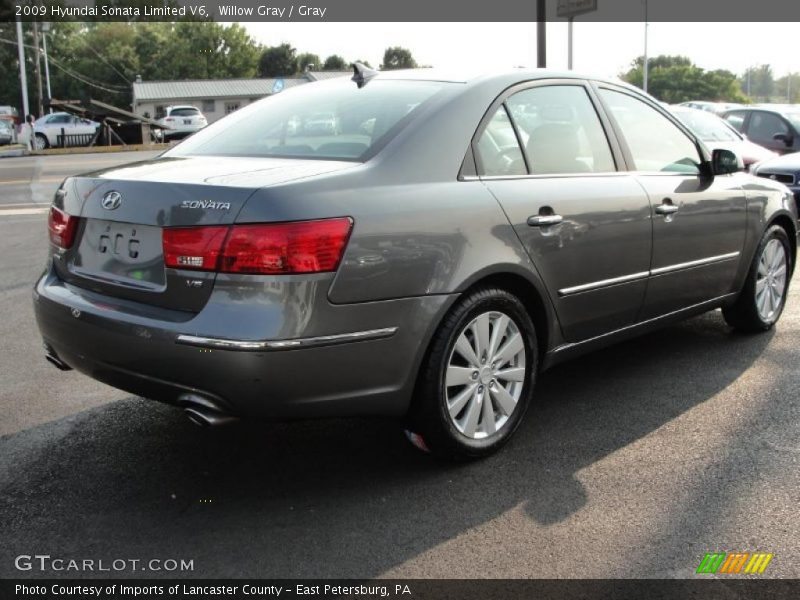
[34,133,48,151]
[407,287,538,459]
[723,224,792,332]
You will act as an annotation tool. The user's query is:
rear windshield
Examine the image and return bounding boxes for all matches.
[168,79,449,161]
[170,107,200,117]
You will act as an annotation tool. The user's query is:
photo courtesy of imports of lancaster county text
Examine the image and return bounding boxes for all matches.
[1,0,800,599]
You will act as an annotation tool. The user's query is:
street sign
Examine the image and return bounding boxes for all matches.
[271,79,285,94]
[557,0,597,18]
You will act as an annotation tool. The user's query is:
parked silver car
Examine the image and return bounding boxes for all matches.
[34,68,797,458]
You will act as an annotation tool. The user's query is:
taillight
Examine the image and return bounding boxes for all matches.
[48,206,79,249]
[162,218,353,275]
[165,117,174,122]
[163,226,228,270]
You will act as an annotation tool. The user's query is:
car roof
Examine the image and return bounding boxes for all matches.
[372,67,632,89]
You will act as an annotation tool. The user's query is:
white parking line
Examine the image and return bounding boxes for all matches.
[0,207,49,216]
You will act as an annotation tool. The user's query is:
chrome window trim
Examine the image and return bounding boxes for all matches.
[176,327,398,351]
[558,252,740,296]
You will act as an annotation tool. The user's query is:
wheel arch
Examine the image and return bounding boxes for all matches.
[768,213,797,275]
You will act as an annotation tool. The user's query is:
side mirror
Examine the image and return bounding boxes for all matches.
[711,148,744,175]
[773,133,794,147]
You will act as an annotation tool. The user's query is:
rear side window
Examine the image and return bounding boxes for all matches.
[475,106,526,176]
[506,85,616,174]
[599,89,702,174]
[723,111,747,132]
[170,80,448,161]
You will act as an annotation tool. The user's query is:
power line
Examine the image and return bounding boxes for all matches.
[0,36,128,93]
[74,34,131,85]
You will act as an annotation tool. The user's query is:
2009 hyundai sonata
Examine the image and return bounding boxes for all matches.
[34,67,797,458]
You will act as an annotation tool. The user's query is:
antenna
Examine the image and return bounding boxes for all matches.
[351,62,379,89]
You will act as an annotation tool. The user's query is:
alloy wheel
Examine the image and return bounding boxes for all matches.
[755,238,788,323]
[444,311,527,439]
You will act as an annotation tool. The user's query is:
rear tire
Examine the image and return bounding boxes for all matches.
[406,287,538,460]
[723,225,792,332]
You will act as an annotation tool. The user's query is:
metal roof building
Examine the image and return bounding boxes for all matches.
[132,72,351,124]
[132,77,306,124]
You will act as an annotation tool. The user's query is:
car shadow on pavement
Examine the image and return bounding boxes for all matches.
[0,311,774,578]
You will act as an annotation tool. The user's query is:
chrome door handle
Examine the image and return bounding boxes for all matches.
[655,203,679,215]
[527,214,563,226]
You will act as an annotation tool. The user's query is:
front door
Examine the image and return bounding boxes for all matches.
[596,86,747,320]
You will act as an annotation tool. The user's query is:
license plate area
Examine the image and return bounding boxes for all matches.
[70,219,166,291]
[183,119,192,125]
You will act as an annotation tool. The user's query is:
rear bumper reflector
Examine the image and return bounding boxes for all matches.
[175,327,398,351]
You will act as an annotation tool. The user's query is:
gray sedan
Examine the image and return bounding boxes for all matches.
[34,68,798,458]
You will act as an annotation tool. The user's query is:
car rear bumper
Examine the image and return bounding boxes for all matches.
[33,266,454,419]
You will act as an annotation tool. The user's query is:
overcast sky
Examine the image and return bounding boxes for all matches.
[243,22,798,81]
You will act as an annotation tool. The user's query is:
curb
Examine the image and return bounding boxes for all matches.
[30,143,170,156]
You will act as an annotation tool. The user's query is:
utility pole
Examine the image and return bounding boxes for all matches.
[567,17,574,70]
[537,0,546,68]
[15,17,30,120]
[41,22,52,112]
[643,0,649,94]
[31,21,44,117]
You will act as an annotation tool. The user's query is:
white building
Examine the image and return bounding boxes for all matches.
[132,72,352,124]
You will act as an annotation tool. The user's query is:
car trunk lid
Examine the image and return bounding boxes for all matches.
[53,156,355,312]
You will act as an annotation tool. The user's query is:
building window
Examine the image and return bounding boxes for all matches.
[154,105,166,119]
[202,99,215,113]
[225,102,240,115]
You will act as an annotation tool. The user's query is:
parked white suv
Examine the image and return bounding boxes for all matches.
[33,112,99,150]
[157,105,208,140]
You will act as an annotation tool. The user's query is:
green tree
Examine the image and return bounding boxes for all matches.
[621,55,747,104]
[322,54,347,71]
[741,65,775,102]
[352,59,372,68]
[775,73,800,103]
[381,46,417,70]
[296,52,321,72]
[258,43,297,77]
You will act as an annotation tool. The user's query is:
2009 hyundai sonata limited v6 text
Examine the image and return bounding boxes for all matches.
[34,66,798,458]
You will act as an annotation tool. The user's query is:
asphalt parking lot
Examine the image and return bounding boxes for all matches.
[0,152,798,579]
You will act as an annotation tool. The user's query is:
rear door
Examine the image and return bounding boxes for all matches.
[596,85,747,319]
[476,81,652,342]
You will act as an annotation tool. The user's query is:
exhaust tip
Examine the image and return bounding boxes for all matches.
[44,352,72,371]
[184,407,211,427]
[183,406,238,428]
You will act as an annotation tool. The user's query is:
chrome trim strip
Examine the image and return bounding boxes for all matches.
[175,327,398,351]
[559,271,649,297]
[558,252,741,296]
[650,252,740,276]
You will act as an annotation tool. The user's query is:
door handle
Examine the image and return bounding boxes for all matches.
[527,214,563,226]
[656,201,680,215]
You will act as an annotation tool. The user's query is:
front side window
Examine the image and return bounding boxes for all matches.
[475,105,526,176]
[748,112,789,143]
[599,89,702,174]
[169,80,449,161]
[506,85,615,174]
